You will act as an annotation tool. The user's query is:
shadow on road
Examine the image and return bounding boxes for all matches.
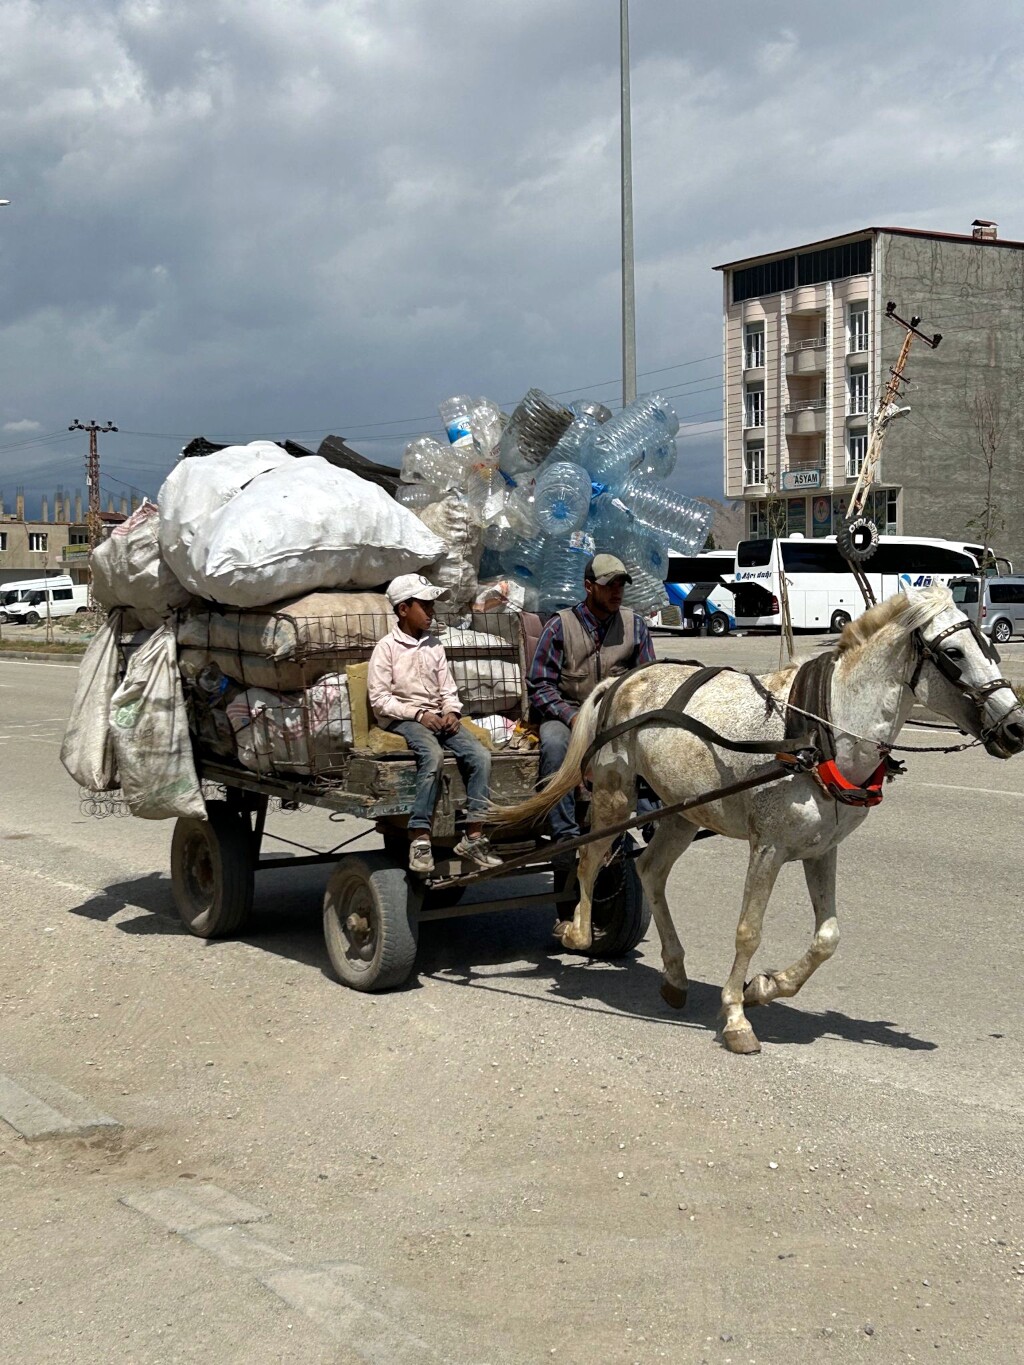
[66,869,936,1054]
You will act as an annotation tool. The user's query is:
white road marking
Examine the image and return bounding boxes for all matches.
[917,782,1023,797]
[123,1181,439,1360]
[0,1073,120,1140]
[121,1183,269,1234]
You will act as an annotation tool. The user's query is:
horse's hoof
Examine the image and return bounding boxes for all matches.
[660,981,688,1011]
[562,926,592,951]
[721,1024,762,1055]
[552,919,571,940]
[743,973,779,1008]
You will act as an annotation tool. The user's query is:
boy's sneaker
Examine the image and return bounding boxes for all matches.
[408,837,434,877]
[453,834,502,870]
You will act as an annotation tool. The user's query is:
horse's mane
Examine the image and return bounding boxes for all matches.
[836,583,954,655]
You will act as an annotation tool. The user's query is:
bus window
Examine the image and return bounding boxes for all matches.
[870,544,976,575]
[736,539,772,568]
[780,541,848,574]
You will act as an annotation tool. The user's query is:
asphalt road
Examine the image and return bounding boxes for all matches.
[2,650,1023,1364]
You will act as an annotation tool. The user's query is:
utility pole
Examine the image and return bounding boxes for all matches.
[69,418,117,608]
[620,0,637,407]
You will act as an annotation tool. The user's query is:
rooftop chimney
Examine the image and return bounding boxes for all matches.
[972,219,998,241]
[16,488,24,521]
[41,495,49,524]
[74,491,83,522]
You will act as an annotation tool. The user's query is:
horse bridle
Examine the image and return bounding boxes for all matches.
[908,618,1017,719]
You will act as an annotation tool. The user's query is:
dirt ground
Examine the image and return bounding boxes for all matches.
[1,652,1022,1363]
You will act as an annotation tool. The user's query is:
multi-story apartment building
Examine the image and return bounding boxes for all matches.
[715,222,1024,567]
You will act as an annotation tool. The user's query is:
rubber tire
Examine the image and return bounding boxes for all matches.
[171,803,254,938]
[836,515,879,563]
[23,611,40,625]
[830,610,852,633]
[75,606,90,614]
[381,829,466,908]
[991,618,1012,645]
[323,852,421,992]
[708,612,729,637]
[587,852,651,958]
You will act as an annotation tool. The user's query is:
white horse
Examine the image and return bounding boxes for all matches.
[499,585,1024,1054]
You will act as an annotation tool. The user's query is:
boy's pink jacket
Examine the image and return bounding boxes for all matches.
[367,625,462,725]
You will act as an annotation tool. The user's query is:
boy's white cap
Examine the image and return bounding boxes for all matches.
[386,573,448,607]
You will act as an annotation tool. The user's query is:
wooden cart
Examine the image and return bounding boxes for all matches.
[168,608,651,991]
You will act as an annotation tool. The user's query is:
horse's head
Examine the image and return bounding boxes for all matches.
[905,586,1024,758]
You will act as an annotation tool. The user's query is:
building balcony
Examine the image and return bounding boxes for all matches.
[784,398,827,435]
[785,340,826,376]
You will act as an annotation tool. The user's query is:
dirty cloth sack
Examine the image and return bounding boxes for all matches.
[162,452,445,607]
[158,441,293,591]
[225,674,352,774]
[109,625,206,820]
[437,625,523,712]
[91,500,192,626]
[60,609,126,791]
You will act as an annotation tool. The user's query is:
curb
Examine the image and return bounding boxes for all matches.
[0,651,82,666]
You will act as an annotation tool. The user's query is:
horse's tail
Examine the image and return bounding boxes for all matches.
[490,677,619,830]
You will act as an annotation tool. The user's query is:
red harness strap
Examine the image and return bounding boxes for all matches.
[816,757,889,807]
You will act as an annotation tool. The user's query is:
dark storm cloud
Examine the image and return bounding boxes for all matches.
[1,0,1022,513]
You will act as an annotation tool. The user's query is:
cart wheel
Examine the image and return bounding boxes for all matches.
[587,851,651,957]
[323,852,422,992]
[381,830,466,908]
[171,803,254,938]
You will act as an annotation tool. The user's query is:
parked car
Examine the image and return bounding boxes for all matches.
[3,583,90,624]
[949,575,1024,643]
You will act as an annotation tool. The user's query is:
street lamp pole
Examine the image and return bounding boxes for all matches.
[620,0,637,407]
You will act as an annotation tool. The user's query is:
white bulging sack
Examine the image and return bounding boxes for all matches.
[158,441,293,591]
[165,456,445,607]
[60,611,125,791]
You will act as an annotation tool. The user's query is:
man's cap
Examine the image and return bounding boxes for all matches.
[584,553,632,585]
[385,573,449,607]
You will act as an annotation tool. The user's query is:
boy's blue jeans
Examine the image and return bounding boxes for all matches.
[391,720,492,832]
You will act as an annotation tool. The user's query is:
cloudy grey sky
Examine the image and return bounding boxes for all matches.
[1,0,1022,517]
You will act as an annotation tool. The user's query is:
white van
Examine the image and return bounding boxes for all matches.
[0,575,75,622]
[4,583,90,623]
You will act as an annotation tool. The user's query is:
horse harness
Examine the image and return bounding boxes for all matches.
[577,660,819,790]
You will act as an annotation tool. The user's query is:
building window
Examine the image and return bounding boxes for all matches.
[69,530,88,546]
[29,532,48,552]
[848,371,869,415]
[848,304,869,353]
[744,443,766,486]
[733,257,795,304]
[0,531,6,551]
[847,432,868,480]
[743,322,765,369]
[743,383,765,429]
[787,498,807,536]
[798,238,872,286]
[748,501,768,537]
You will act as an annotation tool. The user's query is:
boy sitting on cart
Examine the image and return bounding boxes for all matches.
[368,573,503,878]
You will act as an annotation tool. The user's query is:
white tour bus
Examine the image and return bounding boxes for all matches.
[729,535,1007,633]
[663,549,737,635]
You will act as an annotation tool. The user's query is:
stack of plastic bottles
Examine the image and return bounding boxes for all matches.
[396,386,713,617]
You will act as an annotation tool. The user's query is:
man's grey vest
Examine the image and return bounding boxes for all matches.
[556,607,639,705]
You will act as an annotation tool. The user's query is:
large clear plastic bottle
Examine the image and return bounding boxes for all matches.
[438,395,476,448]
[637,436,677,481]
[401,436,466,492]
[533,461,591,537]
[617,472,713,556]
[581,393,680,490]
[546,413,599,466]
[622,567,668,612]
[467,397,505,460]
[536,531,597,614]
[496,389,574,476]
[499,533,545,583]
[394,482,438,512]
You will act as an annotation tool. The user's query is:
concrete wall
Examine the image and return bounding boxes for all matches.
[877,232,1024,568]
